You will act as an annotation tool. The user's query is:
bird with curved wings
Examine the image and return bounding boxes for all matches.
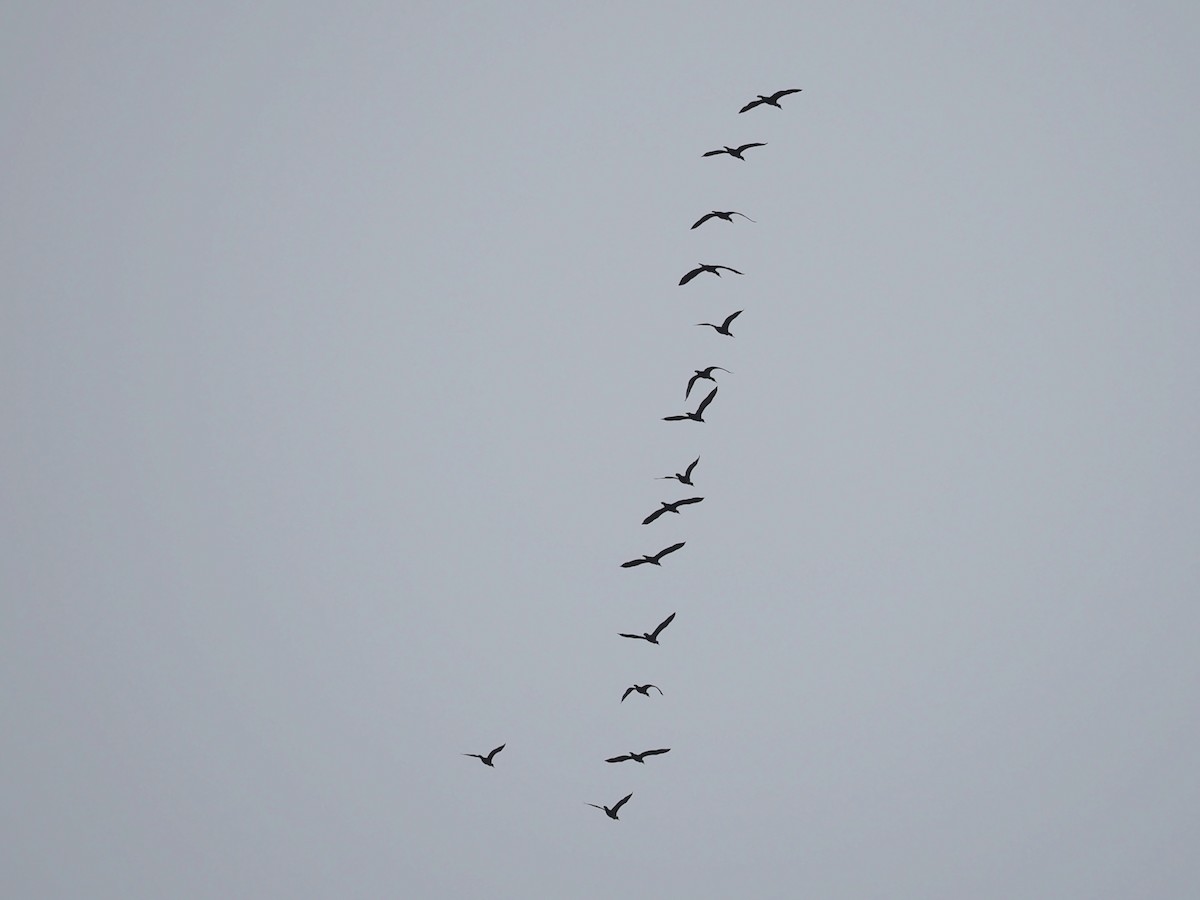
[657,456,700,486]
[739,88,802,113]
[695,310,742,337]
[642,497,703,525]
[679,263,743,286]
[663,387,717,423]
[621,683,663,702]
[587,792,634,820]
[619,612,676,644]
[606,748,671,764]
[462,744,505,767]
[702,142,767,160]
[620,542,686,567]
[686,366,731,398]
[691,210,756,229]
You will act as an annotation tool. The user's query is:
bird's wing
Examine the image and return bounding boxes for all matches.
[662,414,690,421]
[738,98,763,113]
[586,803,605,810]
[650,685,663,694]
[620,558,646,567]
[771,88,802,101]
[683,457,699,479]
[486,744,505,761]
[651,612,677,638]
[690,212,717,229]
[642,507,666,525]
[679,267,701,285]
[618,633,643,639]
[463,753,483,760]
[701,149,725,157]
[605,755,632,763]
[731,212,756,222]
[612,793,634,813]
[676,497,704,507]
[656,542,685,560]
[717,266,743,275]
[722,310,744,328]
[736,142,766,152]
[641,748,671,757]
[685,372,702,399]
[694,323,717,331]
[620,687,634,702]
[695,387,718,416]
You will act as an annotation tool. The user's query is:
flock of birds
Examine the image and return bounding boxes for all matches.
[464,86,803,820]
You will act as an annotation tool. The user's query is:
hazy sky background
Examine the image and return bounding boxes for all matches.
[4,3,1199,897]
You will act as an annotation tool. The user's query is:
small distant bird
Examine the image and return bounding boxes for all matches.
[679,263,743,286]
[642,497,703,525]
[619,612,676,644]
[702,142,767,160]
[621,542,686,568]
[691,210,756,230]
[658,456,700,486]
[686,366,731,399]
[621,683,663,702]
[663,386,717,423]
[462,744,505,767]
[696,310,742,337]
[739,88,802,113]
[606,748,671,764]
[587,792,633,820]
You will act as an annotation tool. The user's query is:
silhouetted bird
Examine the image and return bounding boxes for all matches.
[739,88,802,113]
[462,744,505,767]
[686,366,731,398]
[621,683,663,702]
[663,387,717,423]
[691,210,756,230]
[642,497,703,525]
[587,792,633,820]
[658,456,700,486]
[606,748,671,764]
[621,542,686,568]
[679,263,743,286]
[702,142,767,160]
[619,612,676,644]
[696,310,742,337]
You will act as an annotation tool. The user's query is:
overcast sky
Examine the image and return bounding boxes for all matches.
[4,3,1200,898]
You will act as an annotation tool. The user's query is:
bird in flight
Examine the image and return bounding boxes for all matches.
[462,744,505,767]
[606,748,671,765]
[691,210,756,230]
[686,366,731,399]
[658,456,700,486]
[739,88,802,113]
[642,497,703,525]
[587,792,634,820]
[619,612,676,644]
[696,310,742,337]
[679,263,742,286]
[621,542,686,568]
[663,386,717,423]
[621,683,663,702]
[702,142,767,160]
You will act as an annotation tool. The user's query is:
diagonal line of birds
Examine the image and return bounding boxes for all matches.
[463,87,802,820]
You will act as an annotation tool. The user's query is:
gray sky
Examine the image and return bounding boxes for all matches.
[4,2,1199,897]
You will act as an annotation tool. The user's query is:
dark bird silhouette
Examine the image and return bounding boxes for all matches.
[695,310,742,337]
[462,744,505,767]
[702,142,767,160]
[619,612,676,644]
[621,683,663,702]
[739,88,802,113]
[663,387,717,423]
[642,497,703,525]
[686,366,731,399]
[587,792,633,820]
[620,542,686,568]
[606,748,671,764]
[691,210,756,230]
[679,263,742,286]
[658,456,700,486]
